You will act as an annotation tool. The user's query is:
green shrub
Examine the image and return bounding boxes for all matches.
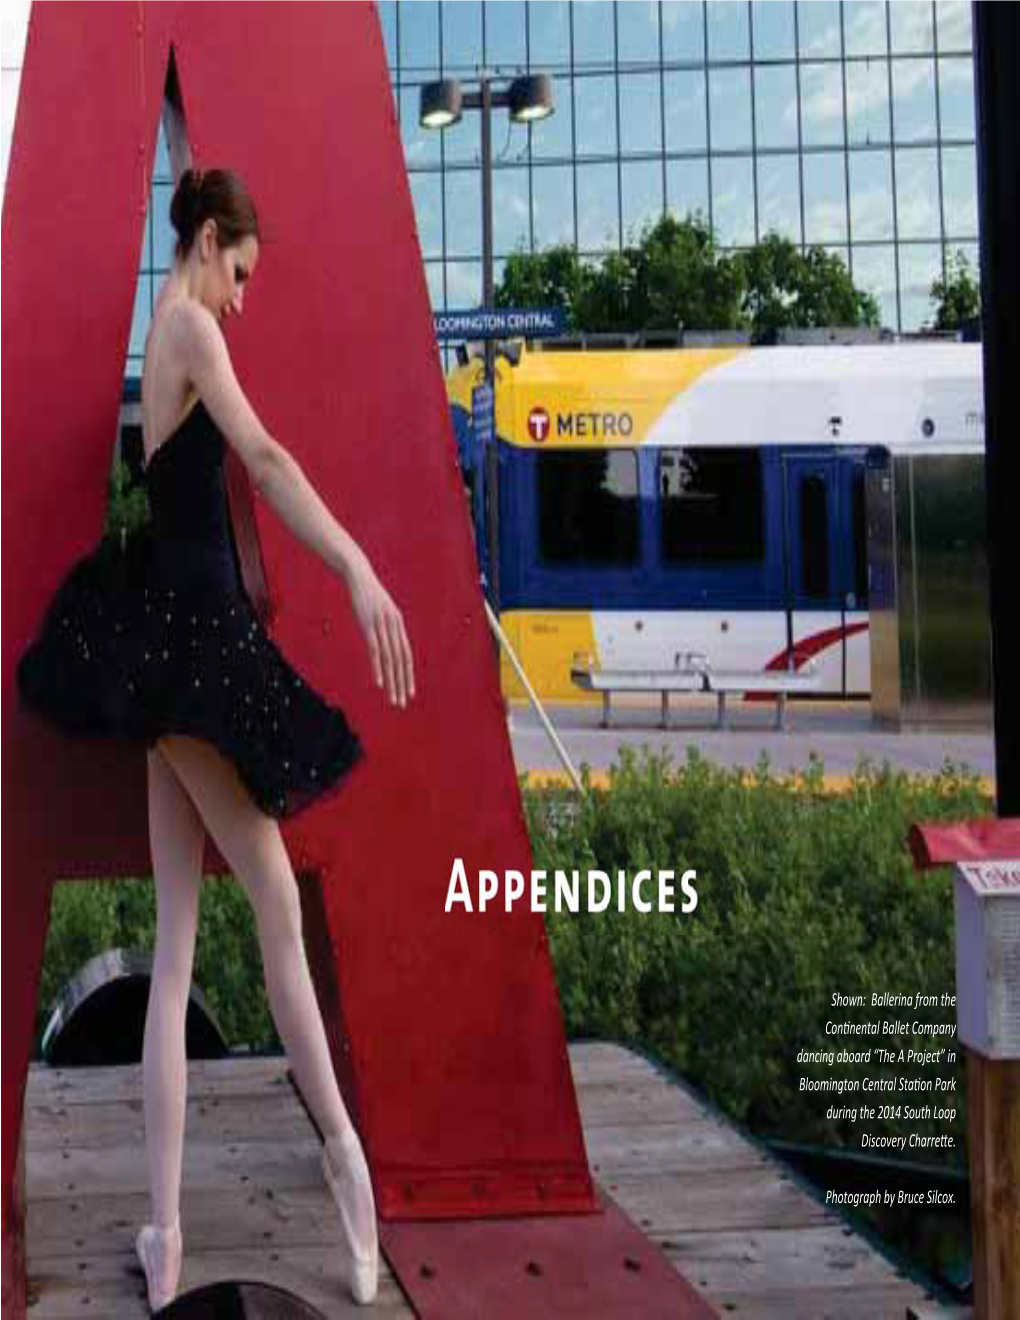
[38,874,277,1054]
[523,748,990,1166]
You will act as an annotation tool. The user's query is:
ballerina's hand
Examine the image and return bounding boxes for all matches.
[346,556,416,707]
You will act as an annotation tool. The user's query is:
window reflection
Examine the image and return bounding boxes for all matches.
[755,65,799,150]
[843,2,887,56]
[622,160,664,240]
[446,260,482,308]
[130,275,152,357]
[425,260,445,311]
[441,1,481,73]
[937,58,975,140]
[712,156,755,246]
[895,148,940,239]
[849,150,894,240]
[410,172,443,258]
[936,0,972,53]
[445,169,482,256]
[617,1,661,64]
[154,121,172,183]
[941,146,977,236]
[892,59,937,143]
[573,2,615,68]
[400,1,440,71]
[797,2,841,57]
[662,1,707,63]
[577,162,620,250]
[707,1,750,62]
[484,1,526,68]
[493,167,531,256]
[850,243,897,329]
[890,2,934,53]
[527,1,570,67]
[751,1,795,58]
[442,109,488,167]
[709,68,752,152]
[800,64,847,147]
[401,86,441,168]
[379,1,397,68]
[620,74,662,154]
[898,242,943,331]
[532,165,575,247]
[667,157,710,222]
[846,59,890,145]
[803,152,848,242]
[153,184,176,268]
[575,75,618,156]
[664,70,708,152]
[757,154,802,243]
[531,85,573,159]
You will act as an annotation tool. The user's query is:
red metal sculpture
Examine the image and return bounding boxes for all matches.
[1,4,595,1311]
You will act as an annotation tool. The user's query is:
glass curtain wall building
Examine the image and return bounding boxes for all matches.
[0,0,980,379]
[385,0,977,352]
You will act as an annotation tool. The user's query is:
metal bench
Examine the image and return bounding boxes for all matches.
[570,654,819,730]
[703,668,820,730]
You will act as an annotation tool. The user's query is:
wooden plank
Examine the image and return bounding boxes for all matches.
[585,1118,770,1174]
[26,1057,290,1106]
[655,1225,918,1291]
[28,1246,411,1319]
[26,1093,312,1151]
[703,1283,944,1320]
[28,1137,326,1199]
[596,1166,830,1233]
[27,1187,374,1257]
[22,1047,945,1319]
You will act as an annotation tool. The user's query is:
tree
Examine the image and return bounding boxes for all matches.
[494,216,879,342]
[739,233,880,341]
[495,246,588,328]
[928,249,980,331]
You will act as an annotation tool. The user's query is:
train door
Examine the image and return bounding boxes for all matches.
[782,455,848,693]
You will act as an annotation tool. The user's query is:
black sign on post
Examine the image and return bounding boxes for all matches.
[434,307,567,341]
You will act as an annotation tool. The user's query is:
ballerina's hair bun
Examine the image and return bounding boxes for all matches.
[168,167,260,261]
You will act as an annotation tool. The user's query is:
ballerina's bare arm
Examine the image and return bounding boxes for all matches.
[169,299,415,706]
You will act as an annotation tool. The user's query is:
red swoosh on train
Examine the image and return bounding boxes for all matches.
[745,622,869,701]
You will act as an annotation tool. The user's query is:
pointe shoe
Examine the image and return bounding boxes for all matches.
[322,1128,379,1305]
[135,1214,182,1314]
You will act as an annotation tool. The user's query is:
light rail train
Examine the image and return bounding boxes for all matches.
[446,342,984,702]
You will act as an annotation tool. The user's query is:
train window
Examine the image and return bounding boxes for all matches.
[801,476,830,598]
[659,448,764,563]
[537,450,640,565]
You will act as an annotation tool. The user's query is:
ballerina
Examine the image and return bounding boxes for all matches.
[18,166,415,1310]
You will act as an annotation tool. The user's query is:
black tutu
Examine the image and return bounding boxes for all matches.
[17,400,363,819]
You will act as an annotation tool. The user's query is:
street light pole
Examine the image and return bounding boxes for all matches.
[420,73,554,614]
[480,76,494,389]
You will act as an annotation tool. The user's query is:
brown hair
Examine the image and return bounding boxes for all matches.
[169,167,260,260]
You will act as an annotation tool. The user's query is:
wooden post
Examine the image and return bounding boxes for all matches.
[967,1053,1020,1319]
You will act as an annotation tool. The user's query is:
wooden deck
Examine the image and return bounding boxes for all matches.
[24,1042,958,1318]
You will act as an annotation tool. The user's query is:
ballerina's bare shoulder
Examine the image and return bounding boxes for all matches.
[142,290,205,466]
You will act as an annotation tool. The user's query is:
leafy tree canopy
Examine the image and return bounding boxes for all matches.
[495,214,881,342]
[928,249,981,332]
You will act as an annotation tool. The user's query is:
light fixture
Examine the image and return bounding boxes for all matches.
[419,79,462,129]
[508,74,554,123]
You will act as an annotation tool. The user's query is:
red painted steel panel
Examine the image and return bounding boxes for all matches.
[910,819,1020,869]
[1,4,595,1297]
[379,1185,719,1318]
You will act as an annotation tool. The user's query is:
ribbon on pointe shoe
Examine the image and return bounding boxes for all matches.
[135,1214,182,1313]
[322,1129,379,1306]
